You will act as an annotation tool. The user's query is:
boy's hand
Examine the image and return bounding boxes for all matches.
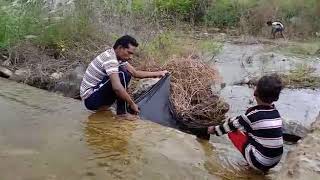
[207,126,215,134]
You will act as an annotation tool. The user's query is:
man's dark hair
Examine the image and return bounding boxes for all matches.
[266,21,272,26]
[113,35,139,49]
[255,74,283,104]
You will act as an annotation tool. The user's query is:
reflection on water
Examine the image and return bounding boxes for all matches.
[83,111,267,180]
[83,111,219,180]
[201,137,267,180]
[85,111,137,157]
[84,111,142,179]
[84,112,268,180]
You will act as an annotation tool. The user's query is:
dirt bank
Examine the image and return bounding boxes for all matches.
[276,112,320,179]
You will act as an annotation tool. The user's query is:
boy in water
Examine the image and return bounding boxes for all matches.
[267,21,285,39]
[208,74,284,172]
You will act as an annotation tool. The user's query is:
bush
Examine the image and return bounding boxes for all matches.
[1,0,319,51]
[155,0,195,16]
[0,0,98,49]
[140,32,180,63]
[0,1,43,48]
[205,0,240,27]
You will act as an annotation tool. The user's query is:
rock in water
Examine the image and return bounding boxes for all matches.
[14,68,31,77]
[53,64,85,99]
[282,119,310,142]
[50,72,64,80]
[0,66,13,78]
[9,68,31,82]
[2,60,11,66]
[132,78,160,99]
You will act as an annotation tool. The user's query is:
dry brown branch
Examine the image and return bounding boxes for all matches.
[134,54,229,128]
[163,56,229,128]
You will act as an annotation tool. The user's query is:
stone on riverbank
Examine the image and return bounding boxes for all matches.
[0,66,13,79]
[276,112,320,179]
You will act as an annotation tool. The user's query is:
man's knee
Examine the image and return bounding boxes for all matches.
[84,98,99,110]
[84,90,116,111]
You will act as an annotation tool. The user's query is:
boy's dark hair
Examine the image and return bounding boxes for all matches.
[266,21,272,26]
[113,35,139,49]
[255,74,283,104]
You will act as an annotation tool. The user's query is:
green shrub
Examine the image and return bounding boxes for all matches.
[0,0,98,49]
[282,63,320,88]
[155,0,195,16]
[143,32,177,62]
[198,40,222,55]
[205,0,239,27]
[278,42,320,56]
[1,0,320,50]
[0,1,43,48]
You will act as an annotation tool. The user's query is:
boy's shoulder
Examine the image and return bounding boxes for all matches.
[245,105,280,122]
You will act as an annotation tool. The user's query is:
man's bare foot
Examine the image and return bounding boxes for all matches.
[117,114,139,121]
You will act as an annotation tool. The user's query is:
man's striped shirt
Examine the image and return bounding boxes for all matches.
[272,22,284,29]
[213,105,283,171]
[80,48,127,99]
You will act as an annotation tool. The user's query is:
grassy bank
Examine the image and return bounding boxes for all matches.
[1,0,319,49]
[0,0,319,89]
[277,42,320,56]
[282,64,320,89]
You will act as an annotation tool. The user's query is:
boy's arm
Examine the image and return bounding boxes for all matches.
[208,115,252,136]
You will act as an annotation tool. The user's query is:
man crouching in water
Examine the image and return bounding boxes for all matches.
[80,35,167,118]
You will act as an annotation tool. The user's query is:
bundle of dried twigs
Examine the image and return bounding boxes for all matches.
[162,56,229,128]
[133,54,229,128]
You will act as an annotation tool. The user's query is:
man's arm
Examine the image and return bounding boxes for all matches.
[109,73,139,113]
[126,63,167,78]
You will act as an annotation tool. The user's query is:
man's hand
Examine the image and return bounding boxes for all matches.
[207,126,215,134]
[156,70,169,77]
[129,102,140,114]
[127,63,169,78]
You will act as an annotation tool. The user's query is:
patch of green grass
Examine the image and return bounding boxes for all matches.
[142,32,175,63]
[278,42,320,56]
[197,40,222,55]
[0,1,44,48]
[0,0,98,50]
[139,29,225,65]
[141,32,223,64]
[141,32,195,63]
[282,64,320,88]
[155,0,195,16]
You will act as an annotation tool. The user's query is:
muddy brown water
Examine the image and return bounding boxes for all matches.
[0,78,269,180]
[0,42,319,179]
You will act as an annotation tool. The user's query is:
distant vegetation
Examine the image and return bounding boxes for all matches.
[0,0,319,61]
[0,0,319,95]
